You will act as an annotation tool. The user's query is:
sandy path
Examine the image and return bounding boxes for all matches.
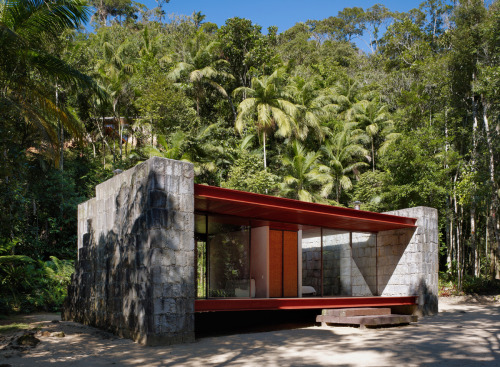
[1,297,499,366]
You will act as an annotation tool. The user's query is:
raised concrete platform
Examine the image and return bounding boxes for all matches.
[316,307,418,328]
[321,307,392,317]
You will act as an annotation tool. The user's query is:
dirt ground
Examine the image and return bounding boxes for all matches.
[1,296,499,367]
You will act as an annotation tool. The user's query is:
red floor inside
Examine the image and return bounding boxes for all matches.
[195,296,417,312]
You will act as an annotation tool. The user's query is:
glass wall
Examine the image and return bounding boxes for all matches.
[322,229,351,296]
[195,214,251,298]
[195,211,378,299]
[195,214,207,298]
[302,228,322,296]
[301,228,375,297]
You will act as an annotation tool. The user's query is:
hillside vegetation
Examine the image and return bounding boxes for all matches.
[1,0,499,312]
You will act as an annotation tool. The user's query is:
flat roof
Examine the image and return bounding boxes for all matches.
[194,185,417,233]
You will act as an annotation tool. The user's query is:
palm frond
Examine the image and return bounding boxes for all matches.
[168,62,194,81]
[233,86,254,98]
[271,106,293,137]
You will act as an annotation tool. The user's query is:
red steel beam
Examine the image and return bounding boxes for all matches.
[195,296,417,312]
[194,184,417,232]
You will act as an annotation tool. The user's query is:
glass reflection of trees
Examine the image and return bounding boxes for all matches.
[206,217,250,298]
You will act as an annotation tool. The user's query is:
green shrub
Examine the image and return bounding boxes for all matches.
[462,276,500,295]
[0,250,74,313]
[438,274,464,297]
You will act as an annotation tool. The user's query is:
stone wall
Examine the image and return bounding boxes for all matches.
[378,206,438,315]
[351,232,377,296]
[62,157,195,346]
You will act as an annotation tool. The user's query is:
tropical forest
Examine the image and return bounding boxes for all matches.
[1,0,499,313]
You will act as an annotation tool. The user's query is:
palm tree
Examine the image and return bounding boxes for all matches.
[233,69,298,169]
[143,131,186,160]
[352,100,396,171]
[0,0,99,166]
[96,40,134,162]
[280,141,331,203]
[181,123,224,177]
[322,123,369,202]
[330,75,367,121]
[168,42,235,118]
[142,124,224,178]
[192,11,206,29]
[287,76,332,141]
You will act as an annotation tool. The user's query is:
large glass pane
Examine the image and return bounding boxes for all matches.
[301,227,322,296]
[322,229,351,296]
[208,215,250,298]
[195,214,207,299]
[351,232,377,296]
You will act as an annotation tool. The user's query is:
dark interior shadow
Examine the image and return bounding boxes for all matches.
[195,309,320,338]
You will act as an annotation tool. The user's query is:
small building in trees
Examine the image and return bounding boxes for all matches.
[63,157,438,345]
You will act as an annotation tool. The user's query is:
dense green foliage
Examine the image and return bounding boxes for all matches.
[1,0,500,312]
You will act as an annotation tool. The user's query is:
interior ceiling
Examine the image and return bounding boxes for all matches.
[194,185,417,233]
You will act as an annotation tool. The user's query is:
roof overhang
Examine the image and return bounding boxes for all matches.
[194,185,417,233]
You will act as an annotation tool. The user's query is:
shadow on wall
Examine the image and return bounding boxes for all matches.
[351,233,377,296]
[376,227,417,296]
[410,278,438,316]
[63,158,195,345]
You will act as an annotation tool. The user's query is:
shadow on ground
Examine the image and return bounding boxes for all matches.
[1,302,499,366]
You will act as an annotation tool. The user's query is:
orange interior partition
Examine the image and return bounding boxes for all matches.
[269,230,283,297]
[269,229,298,298]
[283,231,298,297]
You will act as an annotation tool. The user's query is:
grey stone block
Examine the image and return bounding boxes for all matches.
[379,207,438,316]
[64,158,195,346]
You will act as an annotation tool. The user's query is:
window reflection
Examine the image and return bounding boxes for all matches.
[195,214,250,298]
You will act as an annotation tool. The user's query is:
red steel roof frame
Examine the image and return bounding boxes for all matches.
[194,184,417,233]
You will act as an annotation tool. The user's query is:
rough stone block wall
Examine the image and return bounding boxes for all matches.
[62,157,195,345]
[378,206,438,315]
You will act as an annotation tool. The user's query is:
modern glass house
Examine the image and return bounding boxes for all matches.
[193,184,421,313]
[64,157,438,346]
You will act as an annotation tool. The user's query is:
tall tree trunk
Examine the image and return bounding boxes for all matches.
[446,196,452,272]
[445,110,454,273]
[449,209,454,273]
[97,116,114,167]
[470,94,479,277]
[458,207,463,290]
[454,173,462,290]
[56,82,64,171]
[482,102,500,277]
[113,101,122,162]
[371,138,375,172]
[263,131,267,170]
[227,95,237,123]
[150,119,154,147]
[471,205,480,277]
